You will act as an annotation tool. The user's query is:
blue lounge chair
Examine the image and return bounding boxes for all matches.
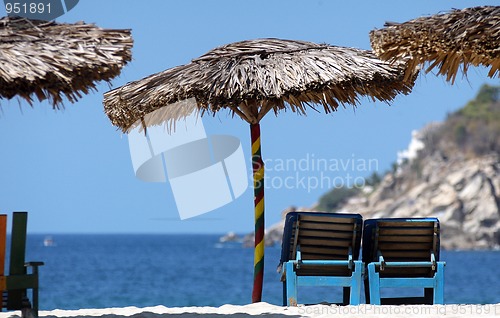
[362,217,445,305]
[278,212,363,306]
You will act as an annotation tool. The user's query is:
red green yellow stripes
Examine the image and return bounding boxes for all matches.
[251,123,265,303]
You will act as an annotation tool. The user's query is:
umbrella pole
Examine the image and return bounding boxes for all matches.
[251,123,265,303]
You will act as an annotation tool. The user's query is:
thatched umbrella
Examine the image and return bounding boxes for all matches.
[370,6,500,84]
[0,16,133,107]
[103,38,416,302]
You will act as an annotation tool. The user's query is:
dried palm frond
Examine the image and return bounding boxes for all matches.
[0,16,133,107]
[370,6,500,83]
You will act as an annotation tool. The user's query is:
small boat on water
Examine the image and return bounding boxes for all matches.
[219,231,240,243]
[43,236,55,247]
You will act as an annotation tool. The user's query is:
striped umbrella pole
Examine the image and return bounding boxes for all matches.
[251,123,265,303]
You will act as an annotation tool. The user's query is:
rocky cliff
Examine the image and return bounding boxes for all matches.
[242,84,500,250]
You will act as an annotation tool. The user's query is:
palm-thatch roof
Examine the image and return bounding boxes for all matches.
[103,38,416,132]
[0,16,133,107]
[370,6,500,83]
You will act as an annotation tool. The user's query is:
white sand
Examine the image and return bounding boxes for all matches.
[1,303,499,318]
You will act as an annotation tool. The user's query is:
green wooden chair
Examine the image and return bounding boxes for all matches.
[1,212,44,318]
[278,212,363,306]
[362,217,445,305]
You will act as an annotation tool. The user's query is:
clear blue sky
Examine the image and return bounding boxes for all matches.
[0,1,497,234]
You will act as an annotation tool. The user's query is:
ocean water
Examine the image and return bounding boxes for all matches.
[16,234,500,310]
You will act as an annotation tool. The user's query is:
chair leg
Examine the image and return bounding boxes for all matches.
[349,261,362,305]
[424,288,433,304]
[285,262,298,306]
[32,284,39,317]
[21,308,35,318]
[343,287,350,305]
[20,296,34,318]
[282,282,287,306]
[367,263,381,305]
[433,262,445,304]
[364,278,371,304]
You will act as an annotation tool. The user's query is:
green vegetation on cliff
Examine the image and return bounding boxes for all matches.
[424,84,500,158]
[316,186,359,212]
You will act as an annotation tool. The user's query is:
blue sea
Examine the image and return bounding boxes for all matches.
[17,234,500,310]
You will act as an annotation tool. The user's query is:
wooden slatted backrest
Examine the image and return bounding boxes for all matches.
[9,212,27,276]
[280,212,362,276]
[362,218,440,277]
[296,214,359,261]
[7,212,28,310]
[375,220,438,262]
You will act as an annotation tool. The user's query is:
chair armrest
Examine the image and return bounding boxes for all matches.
[297,259,355,267]
[25,262,44,275]
[377,261,441,269]
[296,245,303,269]
[25,262,44,267]
[378,254,386,271]
[348,246,353,270]
[278,263,286,282]
[430,250,436,270]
